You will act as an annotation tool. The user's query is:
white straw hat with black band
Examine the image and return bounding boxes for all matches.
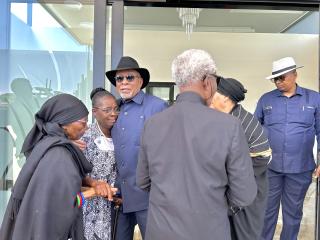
[266,57,303,80]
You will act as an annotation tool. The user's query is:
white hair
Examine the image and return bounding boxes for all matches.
[171,49,217,87]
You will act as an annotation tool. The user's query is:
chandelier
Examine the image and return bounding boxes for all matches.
[177,8,202,39]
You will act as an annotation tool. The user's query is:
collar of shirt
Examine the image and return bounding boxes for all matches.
[119,90,145,106]
[275,84,303,97]
[176,91,206,105]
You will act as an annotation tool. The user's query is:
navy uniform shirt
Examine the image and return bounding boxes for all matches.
[111,90,168,212]
[254,85,320,173]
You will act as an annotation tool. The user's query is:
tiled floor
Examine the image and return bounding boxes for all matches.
[133,180,317,240]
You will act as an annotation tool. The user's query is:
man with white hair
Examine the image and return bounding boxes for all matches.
[136,49,257,240]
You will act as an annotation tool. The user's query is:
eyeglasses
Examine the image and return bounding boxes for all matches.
[271,75,286,83]
[94,107,120,114]
[114,75,140,83]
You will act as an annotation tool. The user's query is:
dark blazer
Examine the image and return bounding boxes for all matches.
[137,92,257,240]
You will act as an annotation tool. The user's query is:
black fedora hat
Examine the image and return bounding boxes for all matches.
[105,56,150,89]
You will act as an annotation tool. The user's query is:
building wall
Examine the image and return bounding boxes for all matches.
[124,30,318,112]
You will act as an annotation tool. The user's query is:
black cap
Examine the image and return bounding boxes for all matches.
[217,77,247,103]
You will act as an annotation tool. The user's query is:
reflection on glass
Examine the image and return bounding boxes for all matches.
[0,1,94,223]
[8,78,41,167]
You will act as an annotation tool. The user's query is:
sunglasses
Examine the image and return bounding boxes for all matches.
[271,75,286,83]
[114,75,140,83]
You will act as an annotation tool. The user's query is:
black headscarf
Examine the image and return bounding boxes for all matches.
[217,77,247,103]
[11,93,92,219]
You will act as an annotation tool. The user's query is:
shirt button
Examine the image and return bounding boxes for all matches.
[122,127,125,131]
[140,115,144,119]
[122,180,126,184]
[124,112,128,115]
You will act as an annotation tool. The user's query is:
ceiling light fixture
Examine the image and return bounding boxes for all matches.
[177,8,201,39]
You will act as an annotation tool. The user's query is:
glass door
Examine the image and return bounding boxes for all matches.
[0,0,96,222]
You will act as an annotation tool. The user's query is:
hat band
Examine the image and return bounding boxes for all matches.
[272,65,296,75]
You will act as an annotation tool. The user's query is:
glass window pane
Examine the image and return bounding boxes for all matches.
[0,1,94,222]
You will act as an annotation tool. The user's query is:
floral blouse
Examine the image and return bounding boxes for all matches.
[81,122,117,240]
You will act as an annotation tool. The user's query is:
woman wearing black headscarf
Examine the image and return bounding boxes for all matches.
[210,77,271,240]
[0,93,92,240]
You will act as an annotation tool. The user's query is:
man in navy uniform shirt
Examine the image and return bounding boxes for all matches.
[255,57,320,240]
[106,56,168,240]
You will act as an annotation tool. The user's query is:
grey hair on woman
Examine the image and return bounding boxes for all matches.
[172,49,217,87]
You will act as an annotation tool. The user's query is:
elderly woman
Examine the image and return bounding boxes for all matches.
[81,88,118,240]
[210,77,271,240]
[0,93,92,240]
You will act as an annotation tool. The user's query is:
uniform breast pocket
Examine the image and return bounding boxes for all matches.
[301,105,315,125]
[262,106,273,125]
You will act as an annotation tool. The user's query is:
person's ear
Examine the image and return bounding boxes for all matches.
[203,77,216,106]
[203,77,212,90]
[202,77,211,96]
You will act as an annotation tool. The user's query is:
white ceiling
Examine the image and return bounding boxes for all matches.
[41,2,309,45]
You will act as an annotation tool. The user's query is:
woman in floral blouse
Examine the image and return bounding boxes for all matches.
[82,88,119,240]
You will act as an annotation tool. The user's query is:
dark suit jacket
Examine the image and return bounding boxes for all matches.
[137,91,257,240]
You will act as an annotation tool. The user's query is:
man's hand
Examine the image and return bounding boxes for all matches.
[72,139,86,151]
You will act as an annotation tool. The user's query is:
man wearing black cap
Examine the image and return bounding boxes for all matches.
[105,56,168,240]
[211,77,271,240]
[255,57,320,240]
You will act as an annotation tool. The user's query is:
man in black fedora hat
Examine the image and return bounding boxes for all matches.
[255,57,320,240]
[106,56,168,240]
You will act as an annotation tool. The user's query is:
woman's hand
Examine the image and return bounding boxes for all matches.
[81,183,117,201]
[93,181,117,201]
[72,139,86,151]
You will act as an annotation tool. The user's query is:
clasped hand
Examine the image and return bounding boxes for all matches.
[92,180,118,201]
